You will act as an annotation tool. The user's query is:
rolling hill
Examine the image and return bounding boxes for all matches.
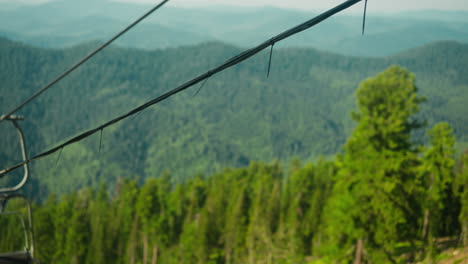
[0,37,467,197]
[1,1,468,56]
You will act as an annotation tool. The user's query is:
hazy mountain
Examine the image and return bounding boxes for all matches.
[1,1,468,56]
[397,10,468,22]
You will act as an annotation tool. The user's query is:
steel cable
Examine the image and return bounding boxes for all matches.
[0,0,364,176]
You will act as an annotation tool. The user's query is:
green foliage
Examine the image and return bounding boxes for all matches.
[456,152,468,247]
[321,66,425,263]
[283,160,335,257]
[1,150,462,264]
[420,122,456,257]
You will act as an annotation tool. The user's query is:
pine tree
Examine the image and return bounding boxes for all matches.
[110,178,139,264]
[420,122,455,258]
[456,151,468,247]
[224,169,250,264]
[34,194,58,263]
[322,66,425,263]
[283,160,335,259]
[135,176,172,264]
[86,184,110,264]
[65,189,92,264]
[52,193,76,263]
[245,162,282,264]
[177,175,207,264]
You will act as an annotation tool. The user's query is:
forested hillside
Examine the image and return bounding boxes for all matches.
[1,38,467,196]
[1,66,467,264]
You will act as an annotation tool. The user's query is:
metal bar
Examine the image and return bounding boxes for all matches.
[0,120,29,191]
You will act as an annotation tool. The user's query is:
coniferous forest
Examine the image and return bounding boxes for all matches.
[1,38,468,196]
[1,63,468,263]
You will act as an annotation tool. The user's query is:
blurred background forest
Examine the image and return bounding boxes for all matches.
[1,1,468,263]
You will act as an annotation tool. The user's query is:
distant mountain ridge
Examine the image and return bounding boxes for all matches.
[0,37,467,196]
[1,2,468,56]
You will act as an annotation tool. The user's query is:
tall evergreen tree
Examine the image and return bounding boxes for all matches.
[224,169,250,264]
[110,178,139,264]
[52,193,77,263]
[177,175,207,264]
[245,162,282,264]
[456,151,468,247]
[34,194,57,263]
[322,66,425,263]
[135,176,172,264]
[65,189,92,264]
[420,122,455,258]
[86,184,110,264]
[283,160,335,259]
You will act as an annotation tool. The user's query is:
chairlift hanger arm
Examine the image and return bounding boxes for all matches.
[0,118,29,192]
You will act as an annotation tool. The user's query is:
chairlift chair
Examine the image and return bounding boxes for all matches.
[0,194,36,264]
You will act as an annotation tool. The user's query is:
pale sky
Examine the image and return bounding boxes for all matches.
[2,0,468,13]
[151,0,468,12]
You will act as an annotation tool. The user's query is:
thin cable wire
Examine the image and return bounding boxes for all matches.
[0,0,364,176]
[194,77,210,96]
[362,0,368,35]
[267,44,274,78]
[98,129,103,153]
[54,148,63,169]
[0,0,170,123]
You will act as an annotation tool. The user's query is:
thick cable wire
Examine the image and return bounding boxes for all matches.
[0,0,363,176]
[0,0,170,123]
